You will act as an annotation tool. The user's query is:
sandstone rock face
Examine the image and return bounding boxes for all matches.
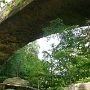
[65,82,90,90]
[3,77,29,86]
[0,0,90,65]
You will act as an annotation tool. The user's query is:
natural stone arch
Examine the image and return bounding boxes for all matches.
[0,0,90,65]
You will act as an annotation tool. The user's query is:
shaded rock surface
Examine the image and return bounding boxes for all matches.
[0,0,90,65]
[65,82,90,90]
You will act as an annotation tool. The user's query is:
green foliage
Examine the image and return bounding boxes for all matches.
[76,77,90,83]
[0,0,9,8]
[15,0,24,6]
[0,0,5,3]
[0,18,90,90]
[42,26,90,89]
[43,18,78,36]
[0,41,50,89]
[19,0,24,4]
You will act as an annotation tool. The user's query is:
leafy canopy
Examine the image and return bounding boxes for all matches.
[43,18,78,36]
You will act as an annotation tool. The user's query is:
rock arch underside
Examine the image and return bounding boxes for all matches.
[0,0,90,66]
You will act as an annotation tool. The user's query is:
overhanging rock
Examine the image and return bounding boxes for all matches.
[0,0,90,65]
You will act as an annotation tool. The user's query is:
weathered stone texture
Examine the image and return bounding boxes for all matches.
[65,82,90,90]
[0,0,90,65]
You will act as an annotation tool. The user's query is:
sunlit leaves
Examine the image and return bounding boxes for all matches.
[42,25,90,89]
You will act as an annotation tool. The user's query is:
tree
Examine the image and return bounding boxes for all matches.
[0,18,90,90]
[0,41,51,89]
[43,18,78,36]
[42,25,90,89]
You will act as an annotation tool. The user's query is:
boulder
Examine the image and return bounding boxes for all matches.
[65,82,90,90]
[2,77,29,86]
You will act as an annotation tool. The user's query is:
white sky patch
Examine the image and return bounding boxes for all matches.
[85,42,90,47]
[37,26,89,60]
[0,2,5,7]
[0,0,12,7]
[6,0,12,2]
[37,36,59,59]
